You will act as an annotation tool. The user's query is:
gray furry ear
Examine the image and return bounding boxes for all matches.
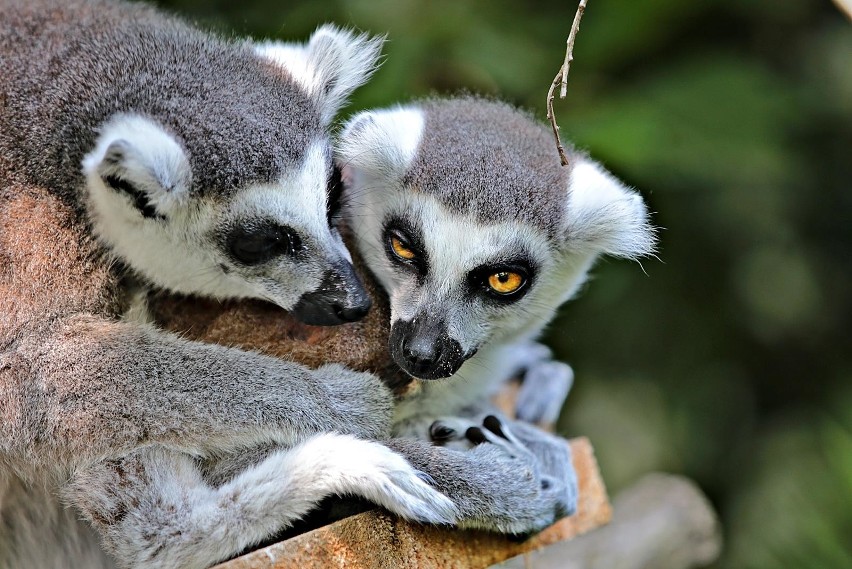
[336,106,425,181]
[564,159,656,259]
[82,115,192,218]
[255,25,384,124]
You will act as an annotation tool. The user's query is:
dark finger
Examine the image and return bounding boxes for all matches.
[483,415,509,440]
[465,426,488,445]
[429,421,457,443]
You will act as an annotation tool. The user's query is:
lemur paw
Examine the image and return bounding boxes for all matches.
[428,412,512,451]
[504,419,578,519]
[515,360,574,425]
[432,415,578,535]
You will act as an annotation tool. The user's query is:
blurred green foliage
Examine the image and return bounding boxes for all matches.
[150,0,851,566]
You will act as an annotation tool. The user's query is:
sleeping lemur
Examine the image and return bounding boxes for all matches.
[0,1,445,567]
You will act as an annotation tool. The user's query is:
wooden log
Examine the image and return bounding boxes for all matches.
[214,437,610,569]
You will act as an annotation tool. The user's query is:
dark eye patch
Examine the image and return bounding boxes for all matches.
[383,218,428,280]
[226,220,301,266]
[327,164,343,228]
[468,259,535,303]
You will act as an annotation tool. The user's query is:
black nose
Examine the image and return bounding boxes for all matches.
[389,316,468,380]
[401,335,443,376]
[291,263,371,326]
[333,300,371,323]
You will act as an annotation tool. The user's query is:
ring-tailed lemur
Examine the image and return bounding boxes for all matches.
[0,1,465,567]
[337,96,656,442]
[134,96,654,553]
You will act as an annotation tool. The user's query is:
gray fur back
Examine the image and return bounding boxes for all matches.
[405,97,573,237]
[0,0,323,205]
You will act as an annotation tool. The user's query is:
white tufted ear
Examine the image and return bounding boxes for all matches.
[82,115,192,219]
[255,25,384,124]
[564,158,656,259]
[335,106,425,182]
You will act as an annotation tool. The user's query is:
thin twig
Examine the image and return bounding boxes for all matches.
[546,0,589,167]
[546,72,569,166]
[560,0,587,97]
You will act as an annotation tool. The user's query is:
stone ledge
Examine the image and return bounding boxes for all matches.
[215,437,610,569]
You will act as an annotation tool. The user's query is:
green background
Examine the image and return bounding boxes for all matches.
[150,1,852,566]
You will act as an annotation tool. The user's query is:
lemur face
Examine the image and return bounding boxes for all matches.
[210,141,371,325]
[364,191,558,380]
[83,117,368,324]
[339,99,655,379]
[80,26,384,325]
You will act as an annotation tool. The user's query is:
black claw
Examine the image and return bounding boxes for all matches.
[465,426,487,445]
[483,415,508,439]
[429,422,456,442]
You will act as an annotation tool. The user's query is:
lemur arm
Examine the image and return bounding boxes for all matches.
[66,416,572,569]
[514,351,574,426]
[480,339,574,425]
[66,436,458,569]
[202,416,578,535]
[14,315,458,569]
[3,313,392,468]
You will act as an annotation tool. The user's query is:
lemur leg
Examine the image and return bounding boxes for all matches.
[387,415,576,535]
[5,314,392,469]
[515,359,574,425]
[66,435,458,569]
[492,340,575,426]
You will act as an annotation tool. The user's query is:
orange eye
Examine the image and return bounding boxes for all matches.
[391,235,416,260]
[488,271,524,294]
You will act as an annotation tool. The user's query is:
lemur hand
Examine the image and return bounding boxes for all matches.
[388,415,577,536]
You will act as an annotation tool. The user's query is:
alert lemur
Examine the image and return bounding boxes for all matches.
[336,96,657,441]
[0,0,442,567]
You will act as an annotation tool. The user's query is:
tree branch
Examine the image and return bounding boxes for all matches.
[546,0,588,167]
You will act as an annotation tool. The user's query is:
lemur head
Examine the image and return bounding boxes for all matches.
[81,26,382,325]
[338,97,656,379]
